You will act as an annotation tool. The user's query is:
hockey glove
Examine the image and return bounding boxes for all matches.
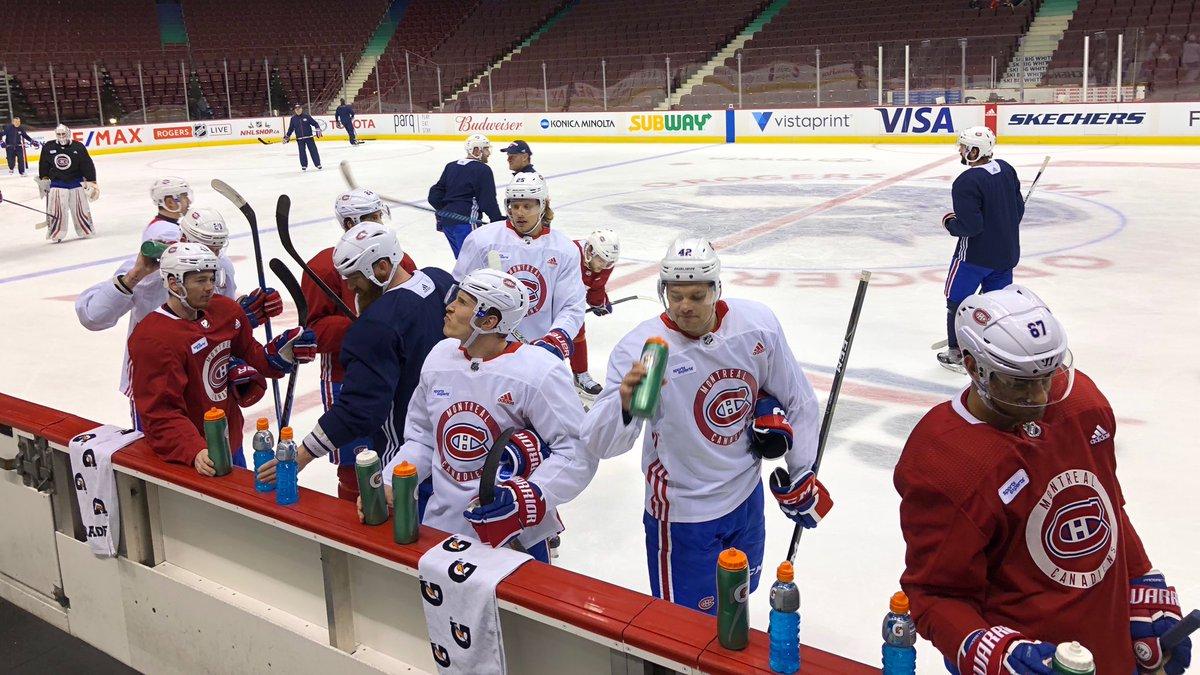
[942,212,956,231]
[769,468,832,529]
[498,429,550,480]
[956,626,1055,675]
[266,327,317,372]
[228,358,267,407]
[238,287,284,328]
[85,182,100,202]
[589,300,613,316]
[463,477,546,549]
[1131,570,1192,675]
[534,328,574,360]
[750,392,792,460]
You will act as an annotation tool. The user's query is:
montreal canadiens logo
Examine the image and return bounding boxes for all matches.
[1024,469,1119,589]
[54,153,73,170]
[973,308,991,325]
[202,340,232,402]
[692,368,758,446]
[506,263,546,316]
[435,401,502,482]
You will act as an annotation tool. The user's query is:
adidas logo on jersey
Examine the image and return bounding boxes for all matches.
[547,256,558,267]
[1090,425,1110,445]
[751,341,766,356]
[497,391,515,405]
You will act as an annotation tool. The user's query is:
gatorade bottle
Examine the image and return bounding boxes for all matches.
[1051,642,1096,675]
[274,427,299,506]
[881,591,917,675]
[768,561,801,674]
[716,547,749,650]
[356,449,388,525]
[629,337,669,418]
[251,418,275,493]
[140,240,169,260]
[392,461,419,543]
[203,408,232,477]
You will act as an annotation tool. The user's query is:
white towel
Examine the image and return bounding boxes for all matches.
[418,535,531,675]
[67,425,143,557]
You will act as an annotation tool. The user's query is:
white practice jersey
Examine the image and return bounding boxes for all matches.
[383,338,596,550]
[585,298,819,523]
[451,222,586,342]
[74,216,237,396]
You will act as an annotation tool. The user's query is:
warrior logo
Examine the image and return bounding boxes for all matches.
[74,473,86,492]
[436,401,501,482]
[202,339,232,402]
[693,369,758,446]
[506,263,547,316]
[451,621,472,649]
[448,560,478,583]
[420,579,444,606]
[442,536,473,553]
[1025,469,1119,589]
[431,643,451,667]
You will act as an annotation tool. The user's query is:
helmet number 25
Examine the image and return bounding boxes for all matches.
[1027,320,1047,338]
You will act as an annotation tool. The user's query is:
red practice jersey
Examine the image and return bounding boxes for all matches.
[128,295,287,465]
[894,371,1151,672]
[303,247,415,383]
[573,239,613,308]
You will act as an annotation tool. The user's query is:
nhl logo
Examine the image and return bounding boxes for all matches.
[1022,421,1042,438]
[973,308,991,325]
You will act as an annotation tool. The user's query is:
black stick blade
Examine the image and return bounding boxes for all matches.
[269,258,308,327]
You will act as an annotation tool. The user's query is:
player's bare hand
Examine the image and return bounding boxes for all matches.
[619,361,649,413]
[256,457,277,483]
[384,484,394,509]
[358,486,394,523]
[295,446,316,473]
[194,449,216,477]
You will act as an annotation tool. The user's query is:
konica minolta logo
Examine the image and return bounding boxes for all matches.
[1009,112,1146,126]
[540,118,616,129]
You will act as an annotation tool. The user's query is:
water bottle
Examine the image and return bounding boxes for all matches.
[203,407,232,476]
[716,547,749,650]
[392,461,419,543]
[768,561,801,674]
[629,337,669,418]
[355,448,388,526]
[140,239,169,260]
[881,591,917,675]
[251,418,275,492]
[274,427,299,506]
[1051,642,1096,675]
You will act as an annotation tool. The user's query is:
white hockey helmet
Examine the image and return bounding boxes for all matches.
[465,133,490,158]
[150,177,193,213]
[54,124,70,144]
[955,285,1074,410]
[505,173,548,216]
[658,236,721,303]
[453,268,530,345]
[180,208,229,253]
[333,188,390,228]
[332,222,404,288]
[584,229,620,268]
[957,125,996,164]
[160,242,223,305]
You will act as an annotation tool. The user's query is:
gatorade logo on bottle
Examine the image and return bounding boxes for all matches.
[369,471,383,489]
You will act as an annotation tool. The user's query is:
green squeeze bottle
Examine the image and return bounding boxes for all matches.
[392,461,419,544]
[629,337,669,418]
[1051,642,1096,675]
[716,547,750,650]
[140,240,169,260]
[203,408,232,477]
[356,449,388,526]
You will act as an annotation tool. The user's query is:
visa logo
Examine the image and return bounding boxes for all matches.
[875,106,954,133]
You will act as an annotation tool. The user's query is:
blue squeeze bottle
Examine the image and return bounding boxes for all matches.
[768,561,801,674]
[882,591,917,675]
[252,418,275,493]
[274,427,299,506]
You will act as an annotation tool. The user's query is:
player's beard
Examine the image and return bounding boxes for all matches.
[355,284,383,313]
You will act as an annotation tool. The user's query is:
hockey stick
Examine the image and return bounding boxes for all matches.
[1023,155,1050,204]
[0,189,56,221]
[487,250,530,344]
[782,270,872,563]
[475,426,528,553]
[339,160,487,228]
[931,338,949,350]
[1154,609,1200,674]
[211,179,283,427]
[586,295,656,315]
[268,258,308,428]
[274,194,356,320]
[257,137,276,145]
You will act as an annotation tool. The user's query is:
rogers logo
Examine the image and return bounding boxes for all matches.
[154,126,193,140]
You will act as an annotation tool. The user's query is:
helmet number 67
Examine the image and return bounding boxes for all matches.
[1027,320,1047,338]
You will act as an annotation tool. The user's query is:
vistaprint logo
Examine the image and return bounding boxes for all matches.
[752,111,851,132]
[540,118,616,129]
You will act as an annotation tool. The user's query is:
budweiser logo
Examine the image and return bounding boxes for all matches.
[454,115,523,133]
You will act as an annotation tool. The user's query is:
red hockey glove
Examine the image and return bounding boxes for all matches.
[238,287,284,328]
[769,468,832,528]
[463,477,546,549]
[750,392,792,459]
[266,327,317,372]
[1131,570,1191,674]
[957,626,1056,675]
[534,328,573,360]
[498,429,550,480]
[228,358,267,407]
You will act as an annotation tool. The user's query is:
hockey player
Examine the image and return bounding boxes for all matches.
[128,243,315,474]
[895,285,1192,674]
[38,124,98,243]
[584,238,829,615]
[452,173,585,363]
[427,133,503,257]
[570,228,620,398]
[938,126,1024,371]
[283,104,323,171]
[299,188,417,500]
[374,268,595,563]
[256,223,452,494]
[2,116,39,175]
[500,139,536,175]
[334,98,358,145]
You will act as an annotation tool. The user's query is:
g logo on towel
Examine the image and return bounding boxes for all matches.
[431,643,451,667]
[451,621,472,649]
[449,560,478,583]
[443,536,473,552]
[420,580,444,606]
[74,473,87,492]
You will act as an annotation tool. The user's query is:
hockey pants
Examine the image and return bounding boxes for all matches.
[5,145,27,173]
[570,325,589,374]
[296,137,321,168]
